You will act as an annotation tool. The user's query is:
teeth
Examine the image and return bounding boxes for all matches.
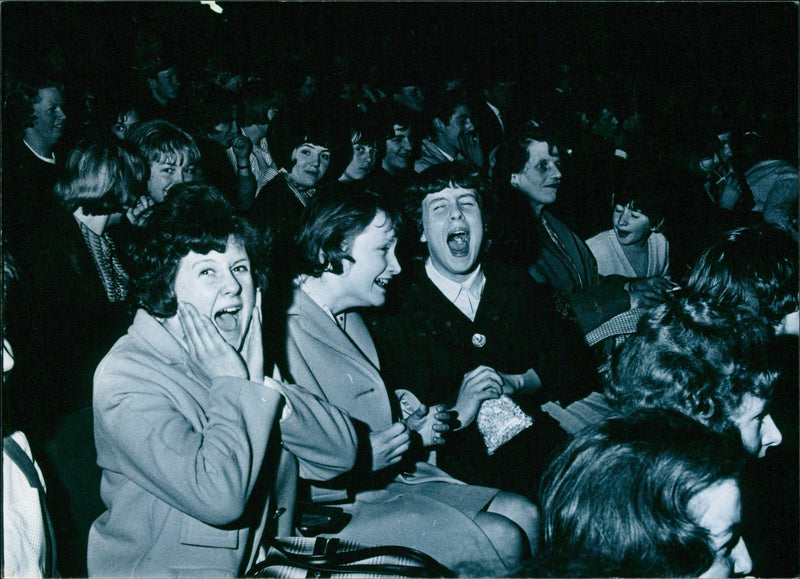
[375,278,389,288]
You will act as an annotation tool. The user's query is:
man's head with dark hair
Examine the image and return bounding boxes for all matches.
[403,163,488,283]
[539,408,750,578]
[425,87,476,155]
[605,296,782,457]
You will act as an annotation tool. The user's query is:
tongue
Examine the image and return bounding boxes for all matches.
[448,233,469,256]
[215,312,238,332]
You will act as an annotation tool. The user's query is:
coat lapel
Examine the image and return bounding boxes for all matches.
[289,288,383,380]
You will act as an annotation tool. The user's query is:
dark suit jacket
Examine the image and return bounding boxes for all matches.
[367,261,599,498]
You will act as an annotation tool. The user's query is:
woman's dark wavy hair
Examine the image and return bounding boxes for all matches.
[129,183,270,318]
[604,295,778,434]
[686,224,798,327]
[540,409,746,578]
[54,138,148,214]
[295,186,400,278]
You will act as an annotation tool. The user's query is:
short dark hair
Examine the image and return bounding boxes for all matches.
[189,84,235,138]
[54,138,148,215]
[403,162,487,238]
[295,187,400,278]
[604,296,778,434]
[613,167,668,229]
[238,80,284,128]
[425,86,470,137]
[267,106,345,176]
[540,409,746,577]
[129,183,270,318]
[686,224,798,327]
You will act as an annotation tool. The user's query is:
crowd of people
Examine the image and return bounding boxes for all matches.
[2,8,798,578]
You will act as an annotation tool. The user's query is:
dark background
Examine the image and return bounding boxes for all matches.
[3,2,797,120]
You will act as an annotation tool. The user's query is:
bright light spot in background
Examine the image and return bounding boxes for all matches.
[201,1,223,14]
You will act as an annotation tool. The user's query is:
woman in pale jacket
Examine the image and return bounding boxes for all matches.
[88,184,357,578]
[282,187,540,576]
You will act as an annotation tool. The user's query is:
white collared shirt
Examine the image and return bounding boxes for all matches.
[22,139,55,165]
[425,259,485,321]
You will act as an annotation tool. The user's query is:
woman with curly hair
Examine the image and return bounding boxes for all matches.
[88,183,357,577]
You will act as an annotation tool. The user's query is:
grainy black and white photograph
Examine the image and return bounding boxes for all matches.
[2,2,798,577]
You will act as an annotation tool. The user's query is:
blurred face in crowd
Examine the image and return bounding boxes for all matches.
[28,86,67,154]
[394,85,425,112]
[167,236,255,351]
[438,104,475,152]
[207,120,238,148]
[613,203,652,248]
[382,125,413,175]
[111,109,141,142]
[223,74,245,94]
[421,186,483,284]
[149,67,181,104]
[510,140,562,215]
[690,479,752,578]
[592,108,619,140]
[341,135,378,181]
[730,393,782,458]
[289,142,330,187]
[333,210,401,312]
[148,153,199,203]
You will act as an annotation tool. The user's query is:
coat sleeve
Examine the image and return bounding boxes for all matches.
[273,378,359,482]
[93,352,281,527]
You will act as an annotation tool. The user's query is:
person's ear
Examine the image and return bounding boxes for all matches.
[146,78,157,91]
[420,229,427,244]
[510,172,521,187]
[433,118,446,133]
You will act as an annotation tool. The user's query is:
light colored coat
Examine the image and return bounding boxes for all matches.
[284,288,509,575]
[89,310,357,578]
[585,229,670,278]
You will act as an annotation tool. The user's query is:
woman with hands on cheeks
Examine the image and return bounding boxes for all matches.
[88,184,358,578]
[282,187,539,577]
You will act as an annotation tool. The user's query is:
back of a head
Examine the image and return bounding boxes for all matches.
[54,138,147,215]
[540,409,745,577]
[604,295,777,434]
[686,224,798,327]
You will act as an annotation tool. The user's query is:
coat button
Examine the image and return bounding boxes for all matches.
[471,333,487,348]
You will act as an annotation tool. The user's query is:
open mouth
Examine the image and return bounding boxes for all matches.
[616,229,631,239]
[214,306,241,332]
[447,228,470,257]
[374,277,391,289]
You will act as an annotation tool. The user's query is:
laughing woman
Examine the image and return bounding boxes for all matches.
[282,188,539,576]
[88,184,357,578]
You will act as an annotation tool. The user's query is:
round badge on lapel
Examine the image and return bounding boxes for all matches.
[471,333,487,348]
